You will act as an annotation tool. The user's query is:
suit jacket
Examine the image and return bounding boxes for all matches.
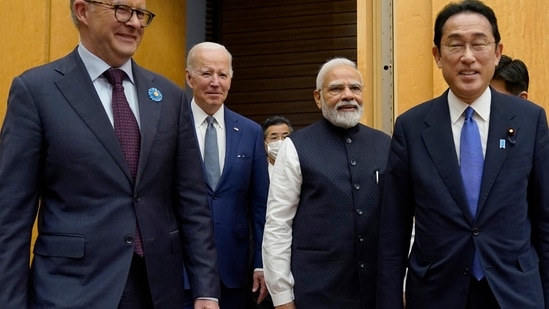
[189,106,269,289]
[378,89,549,309]
[0,48,220,309]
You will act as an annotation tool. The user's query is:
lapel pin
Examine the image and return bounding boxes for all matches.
[148,87,163,102]
[507,128,516,145]
[234,127,239,132]
[499,139,505,149]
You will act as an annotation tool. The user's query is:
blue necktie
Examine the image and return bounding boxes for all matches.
[460,106,484,280]
[204,116,220,189]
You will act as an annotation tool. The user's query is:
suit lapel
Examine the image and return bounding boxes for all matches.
[422,95,473,223]
[55,50,132,181]
[221,108,241,186]
[132,63,162,184]
[477,93,515,214]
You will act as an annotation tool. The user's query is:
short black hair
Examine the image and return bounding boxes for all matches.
[493,55,529,95]
[261,116,293,138]
[434,0,500,49]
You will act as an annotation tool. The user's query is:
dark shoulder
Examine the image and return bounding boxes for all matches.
[224,107,262,131]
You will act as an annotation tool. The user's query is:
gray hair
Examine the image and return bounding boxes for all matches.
[315,57,361,90]
[187,42,234,78]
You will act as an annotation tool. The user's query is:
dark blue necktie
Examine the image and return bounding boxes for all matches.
[104,68,144,256]
[204,116,220,189]
[460,106,484,280]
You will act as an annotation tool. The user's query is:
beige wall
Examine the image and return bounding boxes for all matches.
[0,0,186,127]
[395,0,549,116]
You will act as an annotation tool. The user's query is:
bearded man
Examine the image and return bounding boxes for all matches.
[262,57,391,309]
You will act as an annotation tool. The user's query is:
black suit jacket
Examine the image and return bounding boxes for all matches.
[0,48,220,308]
[378,89,549,309]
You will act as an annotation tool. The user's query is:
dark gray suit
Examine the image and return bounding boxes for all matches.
[0,48,220,308]
[378,89,549,309]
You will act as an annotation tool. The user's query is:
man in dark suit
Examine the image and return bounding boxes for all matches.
[183,42,270,309]
[0,1,220,308]
[378,1,549,308]
[262,57,391,308]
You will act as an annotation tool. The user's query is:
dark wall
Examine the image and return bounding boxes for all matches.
[209,0,357,129]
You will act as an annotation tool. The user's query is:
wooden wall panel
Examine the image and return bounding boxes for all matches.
[134,0,187,87]
[219,0,357,129]
[1,2,49,126]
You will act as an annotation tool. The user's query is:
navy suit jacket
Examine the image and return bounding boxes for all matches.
[378,89,549,309]
[0,49,220,308]
[188,106,269,289]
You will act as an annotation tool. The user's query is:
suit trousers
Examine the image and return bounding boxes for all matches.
[119,254,154,309]
[466,277,500,309]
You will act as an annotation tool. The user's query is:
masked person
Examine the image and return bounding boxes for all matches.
[262,116,293,178]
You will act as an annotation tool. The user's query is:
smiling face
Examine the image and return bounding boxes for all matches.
[186,47,232,115]
[433,12,502,104]
[74,0,146,67]
[314,64,364,128]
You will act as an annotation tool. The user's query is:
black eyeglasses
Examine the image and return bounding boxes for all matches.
[84,0,156,27]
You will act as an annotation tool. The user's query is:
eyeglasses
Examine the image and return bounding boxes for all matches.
[324,84,363,96]
[443,40,495,54]
[84,0,156,27]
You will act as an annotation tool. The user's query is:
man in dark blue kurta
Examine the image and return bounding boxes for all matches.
[262,57,391,309]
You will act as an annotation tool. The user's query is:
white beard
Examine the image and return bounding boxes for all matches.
[321,97,363,129]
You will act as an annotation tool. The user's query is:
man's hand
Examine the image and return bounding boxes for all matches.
[194,299,219,309]
[275,302,296,309]
[252,270,269,304]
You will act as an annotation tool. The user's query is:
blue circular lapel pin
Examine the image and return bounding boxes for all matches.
[148,87,163,102]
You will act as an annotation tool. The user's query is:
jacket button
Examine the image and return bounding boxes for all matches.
[125,235,135,244]
[463,267,470,276]
[472,228,480,236]
[134,195,141,202]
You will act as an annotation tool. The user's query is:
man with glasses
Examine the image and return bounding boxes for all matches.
[378,1,549,308]
[262,57,390,308]
[0,1,220,308]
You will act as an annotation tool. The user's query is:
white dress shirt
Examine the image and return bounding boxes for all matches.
[191,100,226,173]
[262,137,302,306]
[77,44,140,128]
[448,87,492,160]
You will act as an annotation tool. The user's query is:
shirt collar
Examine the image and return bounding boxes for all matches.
[191,99,225,130]
[448,87,491,125]
[77,43,134,84]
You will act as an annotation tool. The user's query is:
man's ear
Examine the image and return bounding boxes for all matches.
[432,46,442,68]
[185,70,194,89]
[73,0,90,25]
[519,91,528,100]
[313,89,322,110]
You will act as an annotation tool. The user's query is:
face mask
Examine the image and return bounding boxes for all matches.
[267,140,283,161]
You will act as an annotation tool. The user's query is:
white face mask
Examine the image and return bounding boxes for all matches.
[267,140,283,161]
